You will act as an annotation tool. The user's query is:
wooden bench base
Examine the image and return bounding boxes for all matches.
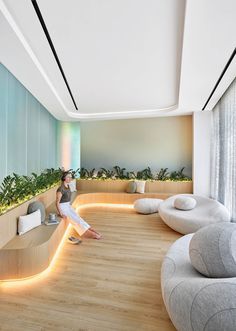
[0,219,68,280]
[74,192,171,206]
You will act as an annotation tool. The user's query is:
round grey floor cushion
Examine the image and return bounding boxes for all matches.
[134,198,163,214]
[161,234,236,331]
[174,196,196,210]
[27,201,46,223]
[189,223,236,277]
[158,194,230,234]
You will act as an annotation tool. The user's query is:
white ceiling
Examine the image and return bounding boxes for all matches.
[0,0,236,121]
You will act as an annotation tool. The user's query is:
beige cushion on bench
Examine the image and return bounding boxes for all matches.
[135,181,146,193]
[18,209,41,235]
[126,181,137,193]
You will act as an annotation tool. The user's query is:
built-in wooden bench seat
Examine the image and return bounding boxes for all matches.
[0,202,69,280]
[0,187,69,281]
[75,191,172,206]
[75,179,192,206]
[0,181,192,281]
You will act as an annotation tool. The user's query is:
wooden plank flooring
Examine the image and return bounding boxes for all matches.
[0,204,181,331]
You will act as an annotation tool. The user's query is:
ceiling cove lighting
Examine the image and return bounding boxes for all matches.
[67,104,178,120]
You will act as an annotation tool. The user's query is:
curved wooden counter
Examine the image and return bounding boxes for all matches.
[0,219,68,280]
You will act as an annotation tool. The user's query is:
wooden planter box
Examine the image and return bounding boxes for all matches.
[76,179,193,194]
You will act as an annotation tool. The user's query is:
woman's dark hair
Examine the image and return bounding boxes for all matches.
[61,171,71,181]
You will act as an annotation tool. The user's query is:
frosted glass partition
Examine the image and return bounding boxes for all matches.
[0,63,58,183]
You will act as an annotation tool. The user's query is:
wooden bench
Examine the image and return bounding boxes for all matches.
[0,211,67,280]
[0,182,191,281]
[75,191,172,206]
[0,187,71,281]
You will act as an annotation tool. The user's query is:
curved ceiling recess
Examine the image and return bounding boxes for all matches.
[0,0,236,121]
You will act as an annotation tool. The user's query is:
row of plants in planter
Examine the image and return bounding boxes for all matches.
[0,168,64,216]
[0,165,191,216]
[80,166,192,181]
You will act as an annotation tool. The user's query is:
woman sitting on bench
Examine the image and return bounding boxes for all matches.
[56,172,102,240]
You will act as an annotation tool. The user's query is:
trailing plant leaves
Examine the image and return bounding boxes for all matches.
[0,168,63,215]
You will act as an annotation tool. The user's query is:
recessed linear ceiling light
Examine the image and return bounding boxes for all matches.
[0,0,178,119]
[31,0,78,111]
[202,47,236,111]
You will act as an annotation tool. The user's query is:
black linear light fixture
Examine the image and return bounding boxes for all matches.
[31,0,78,110]
[202,47,236,111]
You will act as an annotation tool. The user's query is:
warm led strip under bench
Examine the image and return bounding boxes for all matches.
[0,218,68,281]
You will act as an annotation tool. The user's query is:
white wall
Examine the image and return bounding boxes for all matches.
[81,116,192,176]
[193,111,212,197]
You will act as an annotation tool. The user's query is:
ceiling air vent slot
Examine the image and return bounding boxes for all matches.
[31,0,78,110]
[202,47,236,110]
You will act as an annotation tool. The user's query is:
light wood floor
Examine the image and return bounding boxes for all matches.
[0,205,181,331]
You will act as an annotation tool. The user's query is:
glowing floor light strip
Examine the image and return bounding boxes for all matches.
[77,203,134,210]
[0,224,72,288]
[1,204,133,287]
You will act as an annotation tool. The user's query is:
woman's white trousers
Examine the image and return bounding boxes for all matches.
[59,202,90,236]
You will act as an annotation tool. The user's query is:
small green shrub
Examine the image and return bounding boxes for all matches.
[113,166,127,179]
[67,168,80,179]
[169,167,191,181]
[155,168,169,181]
[97,168,116,179]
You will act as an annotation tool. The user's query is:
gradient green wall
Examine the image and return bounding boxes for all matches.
[57,121,80,172]
[0,63,58,183]
[81,116,192,176]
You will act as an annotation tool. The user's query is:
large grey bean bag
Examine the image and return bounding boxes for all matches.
[189,223,236,278]
[158,194,230,234]
[161,233,236,331]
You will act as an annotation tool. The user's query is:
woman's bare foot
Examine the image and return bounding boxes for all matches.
[82,229,102,240]
[89,227,102,238]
